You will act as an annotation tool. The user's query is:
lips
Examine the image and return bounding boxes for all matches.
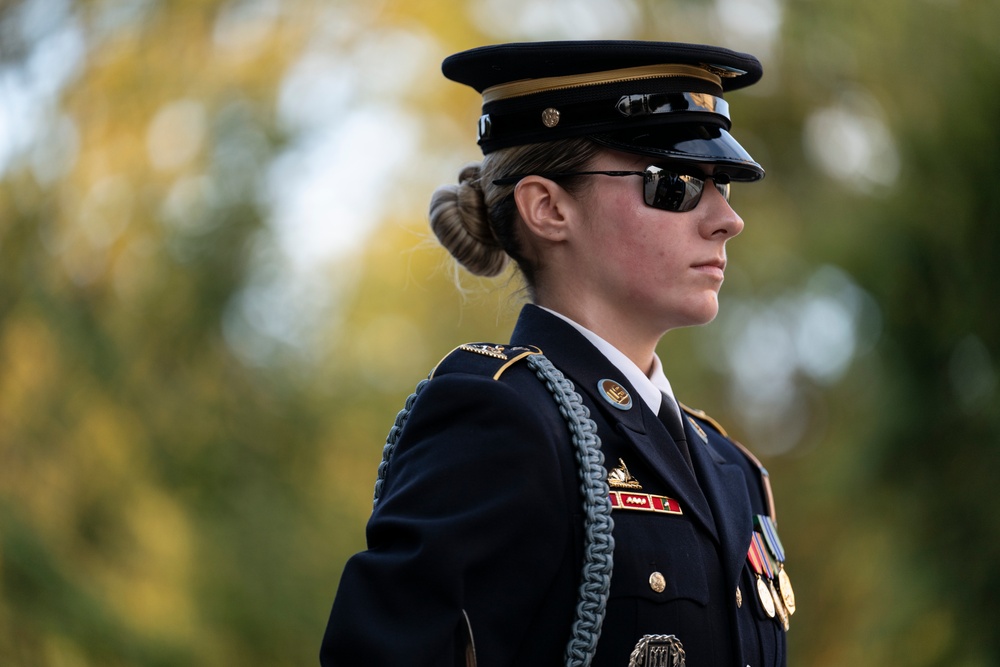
[691,258,727,279]
[692,257,726,270]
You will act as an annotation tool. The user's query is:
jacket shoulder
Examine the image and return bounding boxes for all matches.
[681,403,778,520]
[680,403,764,466]
[431,343,543,381]
[680,403,731,437]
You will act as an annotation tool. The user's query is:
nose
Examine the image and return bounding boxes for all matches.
[699,181,744,239]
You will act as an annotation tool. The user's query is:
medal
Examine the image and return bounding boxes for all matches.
[751,531,791,629]
[778,567,796,615]
[770,578,789,631]
[755,576,775,618]
[747,533,776,618]
[755,514,796,616]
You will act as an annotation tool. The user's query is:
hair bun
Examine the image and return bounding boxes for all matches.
[429,164,509,277]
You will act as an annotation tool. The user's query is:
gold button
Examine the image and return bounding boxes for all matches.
[649,571,666,593]
[541,107,561,128]
[736,585,743,607]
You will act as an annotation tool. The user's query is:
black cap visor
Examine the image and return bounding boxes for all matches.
[594,125,764,182]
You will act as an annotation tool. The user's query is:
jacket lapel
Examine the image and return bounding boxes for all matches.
[684,414,753,583]
[510,305,718,540]
[616,408,718,541]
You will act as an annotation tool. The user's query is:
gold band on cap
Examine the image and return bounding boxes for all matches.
[482,63,722,104]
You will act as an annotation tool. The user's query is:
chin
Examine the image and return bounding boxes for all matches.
[671,299,720,329]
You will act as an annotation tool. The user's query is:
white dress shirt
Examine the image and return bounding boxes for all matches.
[538,307,683,423]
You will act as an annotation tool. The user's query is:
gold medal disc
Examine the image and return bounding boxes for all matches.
[755,576,775,618]
[778,567,796,615]
[770,580,789,630]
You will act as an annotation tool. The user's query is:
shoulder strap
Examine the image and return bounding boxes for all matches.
[373,354,614,667]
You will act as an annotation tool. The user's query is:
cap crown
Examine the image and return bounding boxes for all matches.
[442,40,765,180]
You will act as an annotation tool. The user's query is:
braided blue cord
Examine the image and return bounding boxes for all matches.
[371,356,614,666]
[374,378,430,507]
[527,354,615,667]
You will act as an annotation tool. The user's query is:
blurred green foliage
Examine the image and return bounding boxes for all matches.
[0,0,997,665]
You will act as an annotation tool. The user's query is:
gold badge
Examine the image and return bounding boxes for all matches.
[608,458,642,490]
[598,379,632,410]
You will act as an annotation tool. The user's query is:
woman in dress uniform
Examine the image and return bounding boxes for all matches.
[321,40,794,667]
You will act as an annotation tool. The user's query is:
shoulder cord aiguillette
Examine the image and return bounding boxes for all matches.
[372,355,614,667]
[527,354,615,667]
[373,377,430,507]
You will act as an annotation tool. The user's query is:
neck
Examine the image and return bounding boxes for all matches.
[534,294,663,375]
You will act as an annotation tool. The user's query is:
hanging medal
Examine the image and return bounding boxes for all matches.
[746,533,776,619]
[755,514,796,616]
[752,531,789,630]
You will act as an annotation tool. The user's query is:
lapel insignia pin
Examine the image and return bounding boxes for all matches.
[608,458,643,490]
[686,416,708,443]
[598,379,632,410]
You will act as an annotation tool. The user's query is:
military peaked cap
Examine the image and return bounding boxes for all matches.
[442,40,765,181]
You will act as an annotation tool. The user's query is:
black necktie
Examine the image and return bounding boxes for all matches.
[658,394,694,471]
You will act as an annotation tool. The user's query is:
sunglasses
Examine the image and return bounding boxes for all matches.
[493,165,731,213]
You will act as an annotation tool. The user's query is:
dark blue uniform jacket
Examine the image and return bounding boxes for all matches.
[321,305,787,666]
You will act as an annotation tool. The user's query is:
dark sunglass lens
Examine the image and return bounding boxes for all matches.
[645,170,689,211]
[676,176,706,212]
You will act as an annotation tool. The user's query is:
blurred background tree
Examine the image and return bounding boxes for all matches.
[0,0,996,665]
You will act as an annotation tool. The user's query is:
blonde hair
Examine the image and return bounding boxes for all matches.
[429,138,602,287]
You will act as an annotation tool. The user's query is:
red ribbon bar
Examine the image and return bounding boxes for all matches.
[747,543,763,575]
[609,491,682,515]
[751,532,774,578]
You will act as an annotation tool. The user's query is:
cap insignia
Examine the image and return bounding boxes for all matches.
[608,458,643,490]
[541,107,561,128]
[598,378,632,410]
[701,62,747,78]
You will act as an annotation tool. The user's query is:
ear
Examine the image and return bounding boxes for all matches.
[512,176,580,243]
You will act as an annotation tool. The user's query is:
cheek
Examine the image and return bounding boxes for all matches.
[584,188,685,277]
[620,215,684,272]
[594,196,655,256]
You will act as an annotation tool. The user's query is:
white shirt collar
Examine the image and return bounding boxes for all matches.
[538,306,679,416]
